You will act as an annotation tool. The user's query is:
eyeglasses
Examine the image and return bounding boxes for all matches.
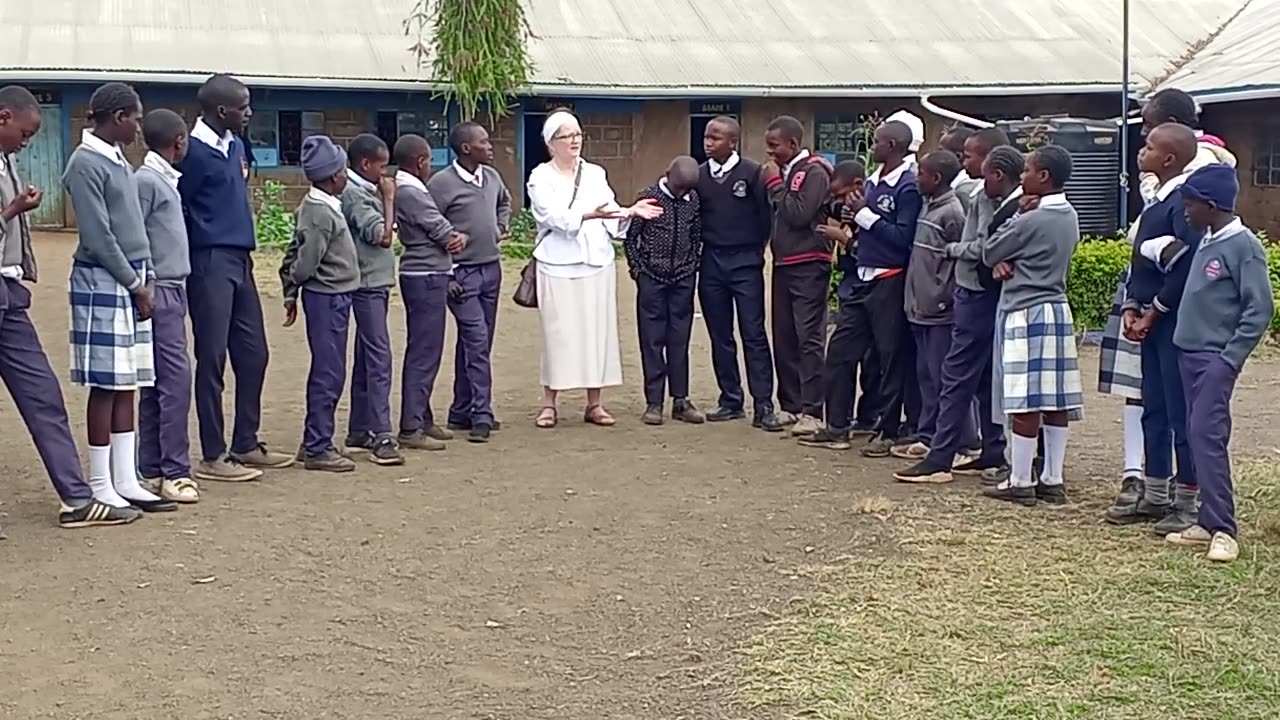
[553,131,583,141]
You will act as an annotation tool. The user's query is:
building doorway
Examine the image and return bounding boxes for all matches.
[689,101,741,164]
[521,100,576,206]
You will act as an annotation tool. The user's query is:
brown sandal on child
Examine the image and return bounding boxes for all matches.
[583,405,616,427]
[535,406,558,429]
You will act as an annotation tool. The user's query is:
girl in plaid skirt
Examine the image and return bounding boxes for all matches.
[979,146,1084,507]
[62,83,175,514]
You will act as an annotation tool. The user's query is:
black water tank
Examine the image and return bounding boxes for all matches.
[995,116,1121,237]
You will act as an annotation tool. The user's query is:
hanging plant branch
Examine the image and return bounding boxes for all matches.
[404,0,536,122]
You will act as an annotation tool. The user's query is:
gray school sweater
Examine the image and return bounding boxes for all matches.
[425,164,511,265]
[982,196,1080,313]
[395,183,454,275]
[947,186,1021,292]
[62,147,151,289]
[1174,222,1274,370]
[904,189,965,325]
[340,178,395,289]
[136,166,191,286]
[283,193,361,296]
[0,154,38,281]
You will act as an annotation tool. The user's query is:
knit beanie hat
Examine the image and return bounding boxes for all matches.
[302,135,347,182]
[1182,163,1238,212]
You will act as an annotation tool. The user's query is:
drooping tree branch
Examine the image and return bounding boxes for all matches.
[404,0,535,122]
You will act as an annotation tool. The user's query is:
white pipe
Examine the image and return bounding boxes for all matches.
[918,95,994,128]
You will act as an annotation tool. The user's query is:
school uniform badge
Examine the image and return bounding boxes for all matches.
[732,179,748,198]
[1204,258,1222,279]
[241,159,250,180]
[877,195,895,213]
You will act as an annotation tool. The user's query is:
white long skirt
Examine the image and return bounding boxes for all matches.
[536,264,623,390]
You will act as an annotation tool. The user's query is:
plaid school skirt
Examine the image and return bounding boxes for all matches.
[1096,278,1143,399]
[993,300,1085,419]
[69,261,155,390]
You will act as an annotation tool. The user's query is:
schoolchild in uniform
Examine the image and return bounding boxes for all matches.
[761,115,834,437]
[339,133,403,465]
[136,108,199,503]
[280,136,361,472]
[63,83,177,514]
[428,122,511,442]
[394,134,469,451]
[940,127,979,210]
[980,145,1083,507]
[697,116,782,431]
[888,151,972,474]
[0,85,141,529]
[1165,164,1273,564]
[624,155,704,425]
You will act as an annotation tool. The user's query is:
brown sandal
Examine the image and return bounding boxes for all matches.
[535,406,558,429]
[583,405,616,427]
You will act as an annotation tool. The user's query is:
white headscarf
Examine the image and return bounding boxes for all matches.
[885,109,925,152]
[542,111,579,145]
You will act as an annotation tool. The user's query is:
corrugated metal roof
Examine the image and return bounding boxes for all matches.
[1156,0,1280,102]
[0,0,1248,96]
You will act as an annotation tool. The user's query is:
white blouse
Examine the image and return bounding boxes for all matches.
[527,160,629,279]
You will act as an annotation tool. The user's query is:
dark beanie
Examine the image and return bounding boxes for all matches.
[302,135,346,182]
[1182,163,1238,212]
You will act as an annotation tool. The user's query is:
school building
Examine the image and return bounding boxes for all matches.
[4,0,1273,233]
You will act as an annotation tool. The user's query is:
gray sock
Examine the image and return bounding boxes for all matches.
[1144,476,1172,505]
[1174,485,1199,506]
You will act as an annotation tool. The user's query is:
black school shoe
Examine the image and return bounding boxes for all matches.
[1036,482,1068,505]
[982,483,1038,507]
[59,500,144,529]
[672,399,706,424]
[952,455,1007,477]
[641,404,664,426]
[752,411,786,433]
[126,494,179,513]
[706,406,746,422]
[468,422,493,444]
[797,427,851,451]
[893,459,953,484]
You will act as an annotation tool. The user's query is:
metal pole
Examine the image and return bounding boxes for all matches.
[1119,0,1130,229]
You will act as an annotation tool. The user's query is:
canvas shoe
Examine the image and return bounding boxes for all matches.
[160,478,200,503]
[890,441,929,460]
[862,433,896,458]
[1166,524,1212,547]
[425,425,455,441]
[369,435,406,465]
[195,456,264,483]
[230,442,296,469]
[774,411,799,427]
[790,414,823,438]
[1207,532,1239,563]
[304,447,357,473]
[58,500,143,529]
[797,427,851,451]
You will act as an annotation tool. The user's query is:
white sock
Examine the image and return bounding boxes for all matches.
[111,431,161,503]
[1123,404,1144,477]
[1040,425,1069,486]
[87,444,130,508]
[1009,432,1038,488]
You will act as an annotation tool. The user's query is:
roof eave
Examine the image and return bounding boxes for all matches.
[1184,84,1280,104]
[0,69,1131,98]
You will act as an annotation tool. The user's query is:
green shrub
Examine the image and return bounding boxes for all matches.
[1067,237,1131,330]
[508,208,537,244]
[253,180,294,250]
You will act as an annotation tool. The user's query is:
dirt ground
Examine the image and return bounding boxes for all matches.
[3,234,1279,719]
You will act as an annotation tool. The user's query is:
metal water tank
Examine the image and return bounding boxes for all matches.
[995,116,1121,236]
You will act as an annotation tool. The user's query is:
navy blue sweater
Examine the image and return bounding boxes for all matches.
[854,163,921,270]
[1125,184,1201,314]
[697,158,770,257]
[177,136,256,252]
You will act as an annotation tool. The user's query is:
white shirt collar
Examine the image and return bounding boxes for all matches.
[142,151,182,188]
[395,170,427,193]
[1205,217,1244,243]
[347,168,377,192]
[867,158,910,187]
[1154,170,1192,202]
[658,177,691,201]
[191,118,234,157]
[970,181,985,199]
[1039,192,1070,208]
[79,129,127,166]
[783,149,811,177]
[453,161,483,187]
[950,169,971,189]
[306,186,342,214]
[708,152,740,177]
[996,186,1024,211]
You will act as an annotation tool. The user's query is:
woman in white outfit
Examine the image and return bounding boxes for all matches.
[527,110,662,428]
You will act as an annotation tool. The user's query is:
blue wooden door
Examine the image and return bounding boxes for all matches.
[13,104,65,227]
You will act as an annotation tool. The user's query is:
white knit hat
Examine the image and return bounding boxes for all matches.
[885,109,925,152]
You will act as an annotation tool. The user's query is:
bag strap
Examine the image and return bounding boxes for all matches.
[533,161,584,248]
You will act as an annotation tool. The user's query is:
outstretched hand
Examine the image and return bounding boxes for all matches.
[628,198,663,220]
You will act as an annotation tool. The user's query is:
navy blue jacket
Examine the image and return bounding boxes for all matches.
[1125,182,1201,314]
[853,162,922,271]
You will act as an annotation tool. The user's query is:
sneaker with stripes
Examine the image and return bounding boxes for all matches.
[58,500,143,529]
